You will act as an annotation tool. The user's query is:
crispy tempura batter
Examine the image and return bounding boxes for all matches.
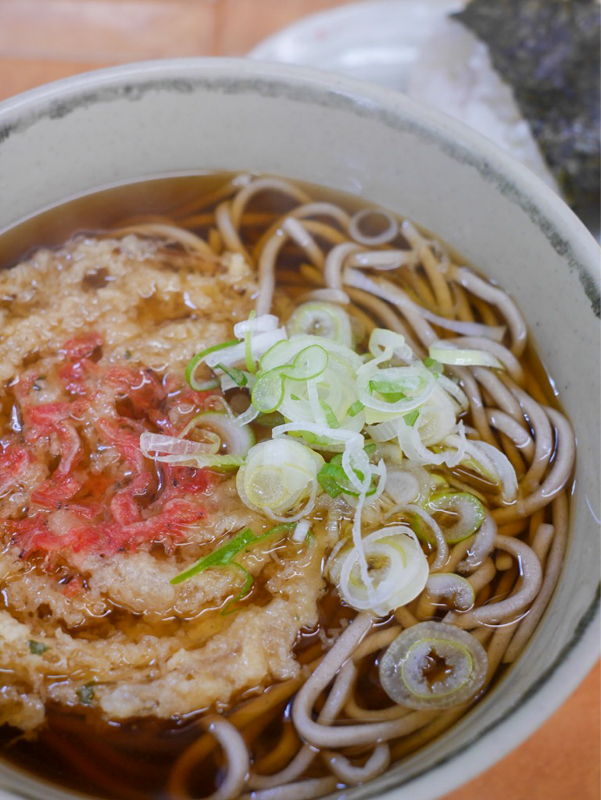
[0,235,324,730]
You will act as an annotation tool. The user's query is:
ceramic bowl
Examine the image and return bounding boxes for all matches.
[0,59,598,800]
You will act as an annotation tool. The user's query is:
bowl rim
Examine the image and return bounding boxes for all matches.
[0,57,598,800]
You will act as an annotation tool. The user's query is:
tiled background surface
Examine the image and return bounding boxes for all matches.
[0,1,599,798]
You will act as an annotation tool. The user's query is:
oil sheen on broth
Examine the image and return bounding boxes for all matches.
[0,174,574,800]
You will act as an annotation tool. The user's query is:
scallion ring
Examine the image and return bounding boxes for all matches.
[236,439,324,521]
[185,339,240,390]
[287,302,353,348]
[413,492,485,545]
[379,622,487,709]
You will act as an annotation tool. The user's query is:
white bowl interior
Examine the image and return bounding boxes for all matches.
[0,59,598,800]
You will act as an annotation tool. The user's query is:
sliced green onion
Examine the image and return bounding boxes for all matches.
[347,401,364,418]
[429,343,503,370]
[141,413,253,469]
[385,469,421,504]
[423,357,443,373]
[287,302,353,348]
[236,440,324,521]
[260,335,362,374]
[191,412,255,455]
[317,452,379,499]
[445,435,518,503]
[140,431,219,462]
[379,622,488,709]
[327,525,429,616]
[185,339,240,390]
[411,385,457,447]
[320,399,340,429]
[194,454,245,472]
[280,345,329,381]
[233,313,279,338]
[368,329,412,362]
[427,492,485,544]
[358,363,435,419]
[291,519,311,543]
[140,432,244,472]
[171,523,294,585]
[252,369,286,413]
[216,363,248,387]
[28,640,49,655]
[172,527,255,585]
[244,326,255,373]
[222,564,254,614]
[403,409,419,427]
[318,460,359,498]
[251,345,329,414]
[369,379,406,404]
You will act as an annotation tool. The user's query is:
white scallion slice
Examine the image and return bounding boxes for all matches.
[236,439,324,521]
[429,343,503,370]
[233,314,280,338]
[379,622,487,709]
[368,328,413,363]
[358,363,435,417]
[385,469,421,504]
[327,525,429,617]
[292,519,311,543]
[260,334,362,374]
[204,329,288,371]
[140,432,243,472]
[413,384,458,446]
[140,432,219,462]
[436,374,469,411]
[445,435,518,503]
[180,412,255,457]
[425,492,485,544]
[185,339,239,391]
[287,302,353,348]
[273,421,364,453]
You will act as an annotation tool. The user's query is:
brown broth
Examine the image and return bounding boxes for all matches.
[0,174,565,800]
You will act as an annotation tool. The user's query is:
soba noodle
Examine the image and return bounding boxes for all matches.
[0,174,575,800]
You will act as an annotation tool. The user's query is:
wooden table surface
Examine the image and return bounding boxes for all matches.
[0,1,599,798]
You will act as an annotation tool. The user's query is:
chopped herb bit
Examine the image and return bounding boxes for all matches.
[185,338,240,391]
[424,357,443,373]
[170,524,293,585]
[369,379,406,403]
[403,409,420,427]
[28,640,49,656]
[222,564,254,615]
[217,362,248,387]
[320,400,340,429]
[317,455,376,498]
[317,462,347,497]
[124,349,132,360]
[244,310,257,374]
[347,400,365,417]
[77,682,96,706]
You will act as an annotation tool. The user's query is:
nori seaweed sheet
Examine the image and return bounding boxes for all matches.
[454,0,600,222]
